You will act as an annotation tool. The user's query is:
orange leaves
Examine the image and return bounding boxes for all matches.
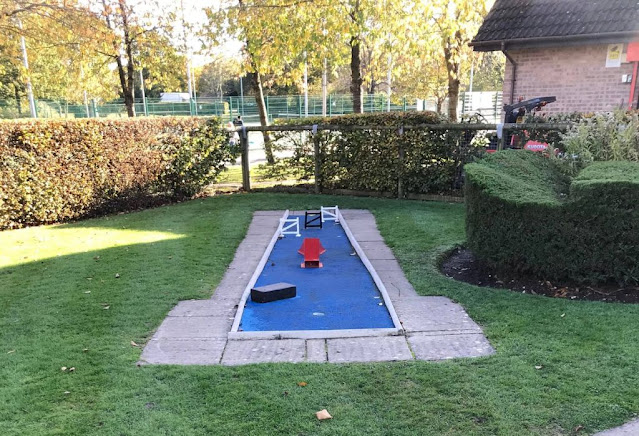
[0,117,237,229]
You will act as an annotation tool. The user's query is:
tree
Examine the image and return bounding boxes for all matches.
[204,0,320,163]
[196,55,241,97]
[0,0,119,106]
[430,0,489,121]
[470,51,505,92]
[86,0,182,116]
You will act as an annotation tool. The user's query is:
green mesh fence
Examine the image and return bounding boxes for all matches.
[0,94,415,122]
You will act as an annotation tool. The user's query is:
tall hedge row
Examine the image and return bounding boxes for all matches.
[465,151,639,285]
[269,112,485,196]
[0,117,237,229]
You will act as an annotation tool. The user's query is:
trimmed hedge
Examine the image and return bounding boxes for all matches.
[465,151,639,285]
[267,112,485,196]
[0,117,237,229]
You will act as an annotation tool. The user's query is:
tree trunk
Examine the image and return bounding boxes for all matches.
[253,71,275,164]
[444,34,461,122]
[102,0,134,117]
[14,85,22,115]
[119,0,135,117]
[350,36,363,113]
[447,75,459,121]
[114,57,134,116]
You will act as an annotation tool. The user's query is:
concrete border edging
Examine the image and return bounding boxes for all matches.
[139,209,495,366]
[229,209,289,333]
[338,208,403,332]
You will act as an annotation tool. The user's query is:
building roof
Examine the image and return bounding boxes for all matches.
[472,0,639,51]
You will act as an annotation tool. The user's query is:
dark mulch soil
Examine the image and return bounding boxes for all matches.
[441,247,639,303]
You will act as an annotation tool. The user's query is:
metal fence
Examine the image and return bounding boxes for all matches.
[0,91,502,122]
[0,94,415,122]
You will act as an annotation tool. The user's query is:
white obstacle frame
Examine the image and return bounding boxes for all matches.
[279,211,301,237]
[321,205,339,223]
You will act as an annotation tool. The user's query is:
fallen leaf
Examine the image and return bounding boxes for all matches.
[534,365,543,370]
[560,313,565,318]
[297,382,307,387]
[574,425,584,432]
[130,341,139,347]
[316,409,332,420]
[115,273,120,278]
[7,350,15,354]
[61,367,68,372]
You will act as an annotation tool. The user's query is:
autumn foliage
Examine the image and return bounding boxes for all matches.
[0,117,237,229]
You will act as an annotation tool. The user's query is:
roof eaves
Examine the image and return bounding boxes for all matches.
[470,31,639,52]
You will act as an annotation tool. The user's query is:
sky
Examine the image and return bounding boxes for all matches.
[156,0,242,66]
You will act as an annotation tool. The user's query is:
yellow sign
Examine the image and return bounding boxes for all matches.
[606,44,622,68]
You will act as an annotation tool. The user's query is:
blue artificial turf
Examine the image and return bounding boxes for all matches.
[239,215,394,331]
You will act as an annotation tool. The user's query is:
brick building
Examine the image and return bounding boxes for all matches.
[471,0,639,115]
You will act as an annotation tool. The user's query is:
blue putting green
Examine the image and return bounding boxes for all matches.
[239,215,394,331]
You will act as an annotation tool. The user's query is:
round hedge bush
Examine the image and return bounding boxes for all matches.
[464,150,639,285]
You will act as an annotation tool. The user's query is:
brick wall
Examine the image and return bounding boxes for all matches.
[503,44,638,116]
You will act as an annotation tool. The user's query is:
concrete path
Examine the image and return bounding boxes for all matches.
[139,210,494,365]
[594,419,639,435]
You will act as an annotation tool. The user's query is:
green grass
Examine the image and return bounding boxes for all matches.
[216,165,301,185]
[1,193,638,435]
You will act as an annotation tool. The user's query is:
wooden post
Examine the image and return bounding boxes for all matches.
[241,127,250,191]
[497,126,506,151]
[313,132,322,194]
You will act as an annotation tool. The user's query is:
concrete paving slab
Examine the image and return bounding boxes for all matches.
[227,256,262,271]
[327,336,413,363]
[306,339,327,363]
[369,258,405,273]
[154,316,232,339]
[379,272,418,299]
[358,241,395,250]
[253,210,286,216]
[408,333,495,360]
[140,338,226,365]
[341,219,377,229]
[348,231,383,242]
[594,419,639,435]
[211,284,247,300]
[222,339,306,365]
[360,247,397,260]
[168,300,236,318]
[393,297,482,333]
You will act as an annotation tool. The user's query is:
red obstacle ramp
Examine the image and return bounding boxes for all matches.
[298,237,326,268]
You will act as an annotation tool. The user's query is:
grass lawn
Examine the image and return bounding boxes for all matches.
[1,193,638,435]
[216,165,301,185]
